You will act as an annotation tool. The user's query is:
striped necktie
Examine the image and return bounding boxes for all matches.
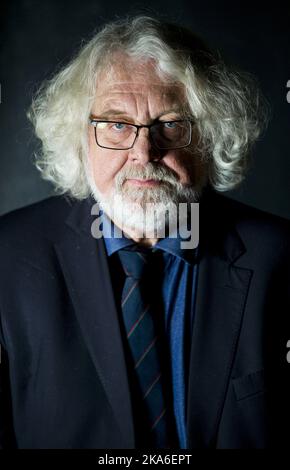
[117,247,177,448]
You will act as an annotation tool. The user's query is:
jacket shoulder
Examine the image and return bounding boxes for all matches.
[223,195,290,236]
[0,195,75,247]
[213,193,290,258]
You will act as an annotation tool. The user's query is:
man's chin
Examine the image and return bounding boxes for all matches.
[120,187,168,205]
[122,194,163,208]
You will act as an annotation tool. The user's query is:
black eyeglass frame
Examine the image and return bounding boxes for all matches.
[89,118,194,150]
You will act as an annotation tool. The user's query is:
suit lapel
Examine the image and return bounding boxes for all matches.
[53,198,135,447]
[186,193,253,448]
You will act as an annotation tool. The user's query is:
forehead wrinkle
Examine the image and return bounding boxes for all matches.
[95,83,184,99]
[93,74,187,122]
[95,86,185,106]
[95,67,184,96]
[95,98,184,124]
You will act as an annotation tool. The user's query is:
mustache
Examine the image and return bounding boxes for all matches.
[115,162,179,188]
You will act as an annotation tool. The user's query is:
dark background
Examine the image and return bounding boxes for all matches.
[0,0,290,218]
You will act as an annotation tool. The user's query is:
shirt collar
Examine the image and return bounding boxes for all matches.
[100,210,198,265]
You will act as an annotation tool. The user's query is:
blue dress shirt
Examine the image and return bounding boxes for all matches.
[99,211,199,449]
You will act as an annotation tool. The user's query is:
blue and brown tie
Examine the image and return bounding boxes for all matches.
[117,247,177,448]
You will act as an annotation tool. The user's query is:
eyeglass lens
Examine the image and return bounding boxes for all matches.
[94,121,191,149]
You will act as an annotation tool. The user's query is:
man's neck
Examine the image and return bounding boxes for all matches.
[115,222,159,247]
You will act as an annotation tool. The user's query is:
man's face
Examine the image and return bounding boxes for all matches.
[88,57,207,235]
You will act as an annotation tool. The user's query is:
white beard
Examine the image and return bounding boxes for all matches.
[88,162,204,239]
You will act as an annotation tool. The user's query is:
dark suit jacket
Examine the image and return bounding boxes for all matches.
[0,191,290,449]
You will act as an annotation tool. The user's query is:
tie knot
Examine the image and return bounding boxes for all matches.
[118,248,160,280]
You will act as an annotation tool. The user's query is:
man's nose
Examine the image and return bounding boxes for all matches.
[128,127,160,163]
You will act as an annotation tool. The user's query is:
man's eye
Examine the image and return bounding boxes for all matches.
[163,121,177,128]
[112,122,126,131]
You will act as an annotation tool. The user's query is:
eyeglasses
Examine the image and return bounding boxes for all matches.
[89,117,193,150]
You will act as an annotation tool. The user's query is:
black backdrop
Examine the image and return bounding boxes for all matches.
[1,0,290,218]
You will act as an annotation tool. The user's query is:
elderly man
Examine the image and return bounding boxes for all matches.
[0,16,289,449]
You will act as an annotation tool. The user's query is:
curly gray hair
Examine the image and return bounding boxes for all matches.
[28,15,269,198]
